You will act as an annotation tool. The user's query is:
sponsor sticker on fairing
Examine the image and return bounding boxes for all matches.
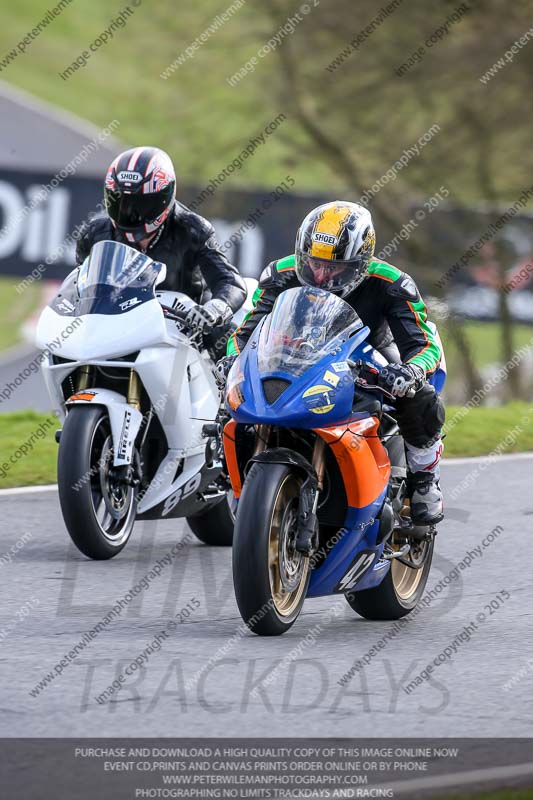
[323,369,340,387]
[119,297,142,311]
[331,361,350,372]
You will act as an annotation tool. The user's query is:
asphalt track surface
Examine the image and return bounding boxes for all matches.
[1,453,532,746]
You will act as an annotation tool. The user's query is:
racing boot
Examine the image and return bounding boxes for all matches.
[407,471,444,524]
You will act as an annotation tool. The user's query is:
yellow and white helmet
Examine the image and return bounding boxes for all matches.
[295,201,375,297]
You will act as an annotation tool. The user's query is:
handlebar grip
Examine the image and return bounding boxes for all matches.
[160,304,188,322]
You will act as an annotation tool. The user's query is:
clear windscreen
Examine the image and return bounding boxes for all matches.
[257,286,362,376]
[78,240,162,295]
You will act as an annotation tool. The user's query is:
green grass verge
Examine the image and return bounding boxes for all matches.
[1,403,533,488]
[0,277,41,351]
[439,321,533,378]
[444,401,533,457]
[0,411,58,488]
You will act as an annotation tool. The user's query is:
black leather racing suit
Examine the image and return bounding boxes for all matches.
[75,200,246,315]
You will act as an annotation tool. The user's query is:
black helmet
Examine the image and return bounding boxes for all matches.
[295,201,375,297]
[104,146,176,244]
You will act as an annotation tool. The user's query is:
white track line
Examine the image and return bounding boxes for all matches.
[444,451,533,465]
[1,451,533,496]
[0,484,57,496]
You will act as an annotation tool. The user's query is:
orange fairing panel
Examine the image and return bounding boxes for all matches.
[314,417,390,508]
[223,419,242,499]
[67,391,96,402]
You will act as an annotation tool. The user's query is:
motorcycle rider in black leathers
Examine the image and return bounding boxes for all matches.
[75,146,246,353]
[221,201,445,533]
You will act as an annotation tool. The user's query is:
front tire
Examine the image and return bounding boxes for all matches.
[232,462,310,636]
[186,492,235,546]
[58,406,137,560]
[345,536,434,620]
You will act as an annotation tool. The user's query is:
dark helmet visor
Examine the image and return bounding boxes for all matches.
[105,183,174,229]
[295,251,367,293]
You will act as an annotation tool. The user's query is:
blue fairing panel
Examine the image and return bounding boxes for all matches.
[308,493,390,597]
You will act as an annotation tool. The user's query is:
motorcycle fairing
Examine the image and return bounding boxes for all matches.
[227,318,369,428]
[65,388,143,467]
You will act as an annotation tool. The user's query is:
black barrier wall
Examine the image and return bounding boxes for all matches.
[2,166,533,321]
[0,167,322,282]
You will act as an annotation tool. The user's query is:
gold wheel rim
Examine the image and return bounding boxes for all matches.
[391,559,423,601]
[268,475,309,618]
[390,540,429,601]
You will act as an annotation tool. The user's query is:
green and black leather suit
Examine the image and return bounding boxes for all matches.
[227,255,444,450]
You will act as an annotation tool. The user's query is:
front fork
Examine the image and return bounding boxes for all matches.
[254,426,325,554]
[298,436,326,552]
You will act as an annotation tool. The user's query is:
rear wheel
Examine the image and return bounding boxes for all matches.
[186,491,235,546]
[345,535,434,620]
[58,406,138,560]
[232,462,310,636]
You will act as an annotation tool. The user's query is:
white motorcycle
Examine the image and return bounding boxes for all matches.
[36,240,250,560]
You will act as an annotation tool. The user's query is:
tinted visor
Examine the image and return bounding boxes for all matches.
[295,251,366,293]
[105,184,174,229]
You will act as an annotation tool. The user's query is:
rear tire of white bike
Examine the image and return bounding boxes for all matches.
[186,493,235,546]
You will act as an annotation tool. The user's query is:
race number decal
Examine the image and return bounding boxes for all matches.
[336,551,376,592]
[162,473,202,516]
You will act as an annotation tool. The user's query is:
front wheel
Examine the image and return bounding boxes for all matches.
[345,535,434,620]
[232,462,310,636]
[57,406,138,560]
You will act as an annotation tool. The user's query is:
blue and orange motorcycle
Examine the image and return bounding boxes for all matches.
[222,285,446,635]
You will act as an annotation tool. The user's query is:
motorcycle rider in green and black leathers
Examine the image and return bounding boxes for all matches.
[218,201,445,529]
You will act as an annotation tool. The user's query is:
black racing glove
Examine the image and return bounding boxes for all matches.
[185,299,232,334]
[377,362,425,398]
[214,354,237,389]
